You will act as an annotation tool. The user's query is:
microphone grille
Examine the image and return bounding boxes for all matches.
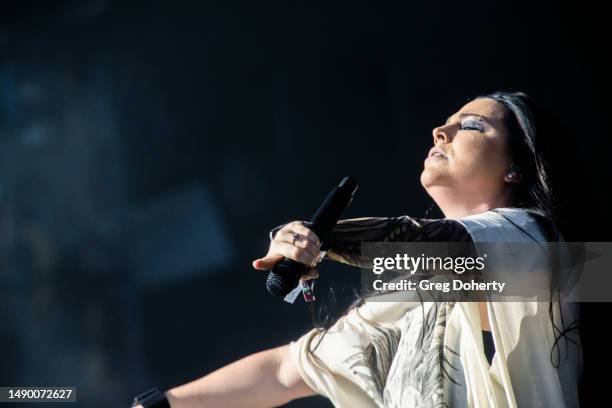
[266,271,298,298]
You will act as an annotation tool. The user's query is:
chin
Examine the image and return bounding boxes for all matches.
[420,169,439,189]
[421,169,452,193]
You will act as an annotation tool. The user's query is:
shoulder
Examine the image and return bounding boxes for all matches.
[452,207,558,243]
[400,216,472,242]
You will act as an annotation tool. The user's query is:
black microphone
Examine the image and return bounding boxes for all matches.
[265,176,359,298]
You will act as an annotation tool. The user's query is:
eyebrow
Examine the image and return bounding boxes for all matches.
[445,113,490,125]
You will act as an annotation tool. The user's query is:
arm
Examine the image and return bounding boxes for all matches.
[268,216,416,268]
[323,216,420,267]
[136,344,316,408]
[270,216,472,268]
[323,216,492,330]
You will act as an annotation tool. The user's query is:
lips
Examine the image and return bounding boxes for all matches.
[428,147,447,158]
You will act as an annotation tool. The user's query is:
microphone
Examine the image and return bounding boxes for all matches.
[265,176,359,298]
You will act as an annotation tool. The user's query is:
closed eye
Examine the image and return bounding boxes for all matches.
[460,120,485,132]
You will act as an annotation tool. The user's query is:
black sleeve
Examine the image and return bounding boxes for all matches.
[323,216,472,268]
[269,216,472,269]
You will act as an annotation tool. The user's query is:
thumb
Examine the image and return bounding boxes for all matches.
[252,254,284,270]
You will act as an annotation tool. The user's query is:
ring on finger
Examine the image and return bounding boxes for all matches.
[290,231,301,246]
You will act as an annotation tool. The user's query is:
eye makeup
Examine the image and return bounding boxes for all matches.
[445,113,490,127]
[460,117,486,132]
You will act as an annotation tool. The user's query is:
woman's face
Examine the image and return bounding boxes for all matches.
[421,97,513,202]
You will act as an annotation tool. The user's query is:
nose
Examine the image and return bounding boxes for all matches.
[432,125,451,145]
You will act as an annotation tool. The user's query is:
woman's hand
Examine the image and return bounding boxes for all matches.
[252,221,322,271]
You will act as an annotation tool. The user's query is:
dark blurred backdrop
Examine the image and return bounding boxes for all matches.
[0,1,610,407]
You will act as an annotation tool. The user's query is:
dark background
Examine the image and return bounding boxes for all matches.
[0,0,609,407]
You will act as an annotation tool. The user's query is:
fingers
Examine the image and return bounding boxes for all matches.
[277,241,318,266]
[252,254,284,270]
[252,241,317,270]
[289,222,321,247]
[299,268,319,282]
[253,220,322,271]
[275,223,321,260]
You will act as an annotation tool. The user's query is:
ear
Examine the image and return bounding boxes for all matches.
[504,163,522,184]
[504,170,522,183]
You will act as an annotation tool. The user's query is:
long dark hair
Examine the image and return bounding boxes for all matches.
[483,92,558,219]
[476,91,580,367]
[310,90,580,368]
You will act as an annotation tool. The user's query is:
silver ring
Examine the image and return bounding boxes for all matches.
[291,231,300,246]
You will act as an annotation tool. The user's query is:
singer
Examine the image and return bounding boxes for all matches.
[132,91,581,408]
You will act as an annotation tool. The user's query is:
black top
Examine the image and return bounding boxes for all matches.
[482,330,495,365]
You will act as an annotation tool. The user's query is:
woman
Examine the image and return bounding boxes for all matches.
[133,91,582,407]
